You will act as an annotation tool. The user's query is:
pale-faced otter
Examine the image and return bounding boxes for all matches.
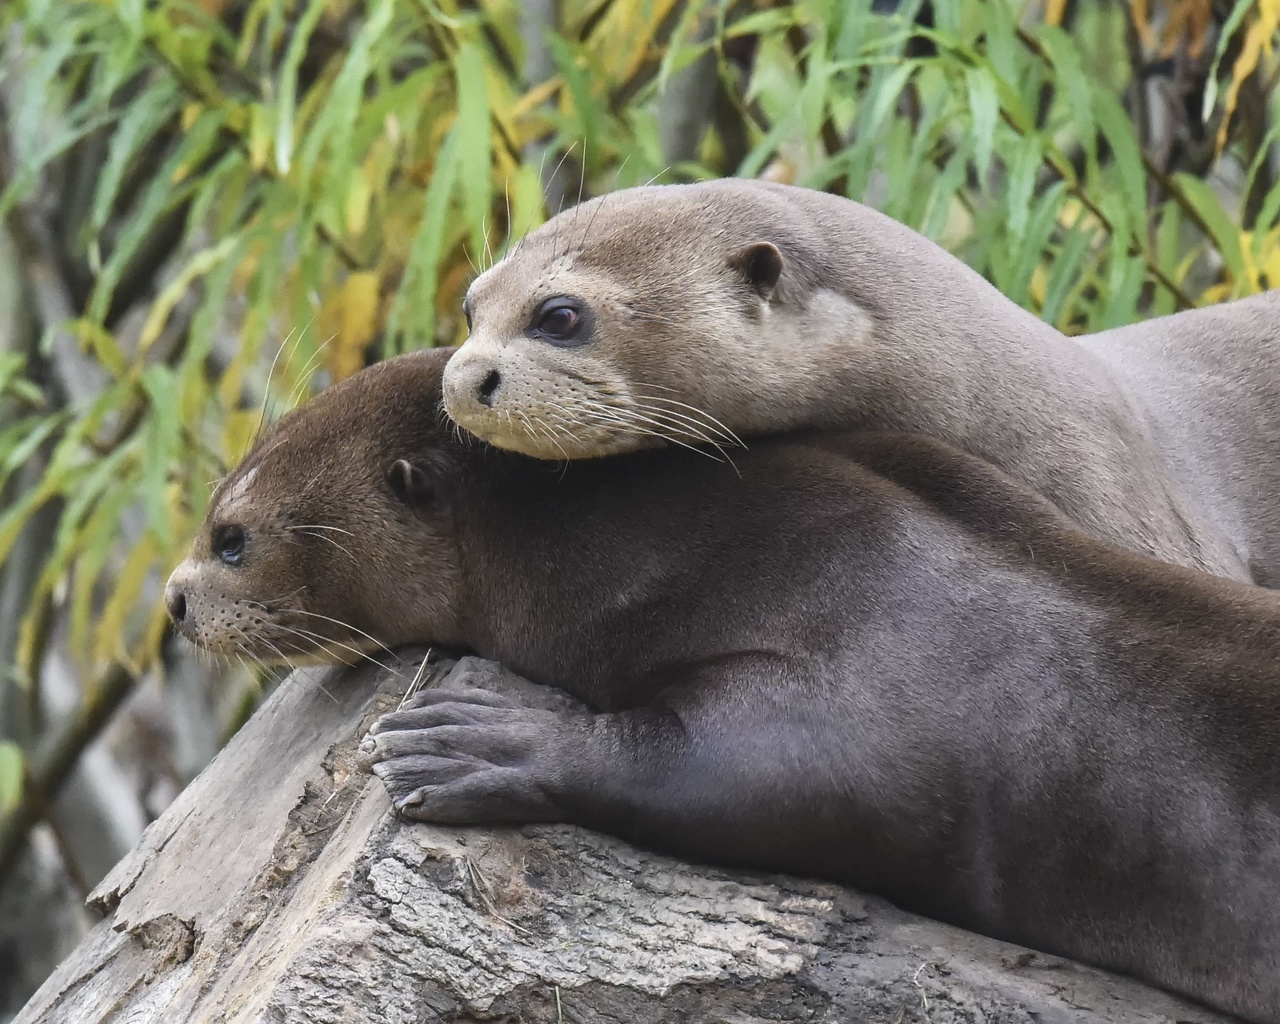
[443,179,1280,584]
[166,348,1280,1023]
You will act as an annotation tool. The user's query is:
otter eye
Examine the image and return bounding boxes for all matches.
[462,296,473,331]
[212,524,246,566]
[528,297,589,347]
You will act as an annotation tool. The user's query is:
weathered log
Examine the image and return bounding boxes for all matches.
[13,651,1236,1024]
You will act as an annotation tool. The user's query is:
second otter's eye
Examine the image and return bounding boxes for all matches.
[528,297,588,346]
[212,524,246,566]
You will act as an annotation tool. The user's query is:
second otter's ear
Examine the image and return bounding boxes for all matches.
[386,458,435,507]
[729,242,783,301]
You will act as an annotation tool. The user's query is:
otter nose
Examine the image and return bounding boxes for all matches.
[477,369,501,406]
[164,580,187,624]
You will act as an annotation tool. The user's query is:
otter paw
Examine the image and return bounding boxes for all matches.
[361,701,568,824]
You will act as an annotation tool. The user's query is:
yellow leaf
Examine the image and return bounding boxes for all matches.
[138,237,240,354]
[75,320,129,378]
[222,408,261,467]
[1029,263,1049,309]
[1200,282,1233,305]
[95,534,159,671]
[1261,231,1280,289]
[180,102,203,131]
[1044,0,1070,27]
[511,77,562,120]
[249,102,273,171]
[1217,0,1280,152]
[344,167,373,239]
[1162,0,1214,58]
[1239,229,1261,292]
[321,272,382,381]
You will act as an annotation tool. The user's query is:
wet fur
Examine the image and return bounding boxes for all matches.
[170,349,1280,1023]
[447,179,1280,583]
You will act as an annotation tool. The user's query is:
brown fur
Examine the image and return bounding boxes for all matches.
[167,349,1280,1023]
[446,179,1280,583]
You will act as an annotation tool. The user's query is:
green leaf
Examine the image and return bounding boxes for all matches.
[454,41,493,263]
[1202,0,1256,122]
[1173,173,1246,286]
[1042,213,1095,329]
[274,0,328,175]
[1091,86,1147,234]
[140,364,180,546]
[87,107,226,326]
[1004,135,1041,240]
[545,32,602,165]
[0,742,22,815]
[386,127,461,348]
[965,66,998,181]
[88,78,180,236]
[866,60,919,137]
[1036,26,1095,172]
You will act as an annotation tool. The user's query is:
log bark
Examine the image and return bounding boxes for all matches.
[13,652,1237,1024]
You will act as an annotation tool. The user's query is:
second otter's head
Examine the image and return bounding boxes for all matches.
[444,180,841,460]
[163,349,466,667]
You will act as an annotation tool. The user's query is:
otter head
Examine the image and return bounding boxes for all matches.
[164,349,466,667]
[443,180,834,460]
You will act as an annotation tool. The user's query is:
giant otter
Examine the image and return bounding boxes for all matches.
[442,179,1280,584]
[165,348,1280,1023]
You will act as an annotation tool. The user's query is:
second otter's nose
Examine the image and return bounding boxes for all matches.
[477,369,501,406]
[164,581,187,624]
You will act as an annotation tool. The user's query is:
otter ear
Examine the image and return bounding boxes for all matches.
[386,458,435,507]
[729,242,783,301]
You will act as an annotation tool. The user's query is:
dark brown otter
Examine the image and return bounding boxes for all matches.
[444,179,1280,585]
[166,348,1280,1024]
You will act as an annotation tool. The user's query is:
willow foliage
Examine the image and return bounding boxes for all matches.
[0,0,1277,768]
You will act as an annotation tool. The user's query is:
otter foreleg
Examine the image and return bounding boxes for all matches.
[357,654,877,895]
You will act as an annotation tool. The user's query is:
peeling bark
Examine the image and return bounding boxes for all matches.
[14,652,1236,1024]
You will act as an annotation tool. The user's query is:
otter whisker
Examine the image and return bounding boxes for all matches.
[297,461,335,499]
[627,408,725,448]
[578,399,742,473]
[253,324,305,447]
[502,176,512,264]
[630,397,744,448]
[576,184,610,255]
[244,631,328,697]
[574,141,586,209]
[273,622,404,684]
[232,637,283,682]
[577,401,725,451]
[571,403,730,464]
[520,409,570,461]
[286,333,336,410]
[284,608,400,661]
[287,524,355,537]
[247,631,299,671]
[290,528,357,562]
[641,166,670,188]
[260,628,340,703]
[548,141,579,257]
[252,584,308,609]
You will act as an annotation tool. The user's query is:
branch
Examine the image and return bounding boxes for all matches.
[0,662,136,882]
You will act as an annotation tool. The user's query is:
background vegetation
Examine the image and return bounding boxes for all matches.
[0,0,1277,1013]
